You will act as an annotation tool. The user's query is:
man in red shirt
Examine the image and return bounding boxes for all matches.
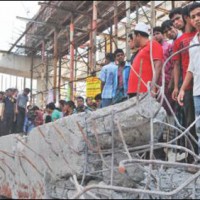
[128,22,163,97]
[172,5,198,161]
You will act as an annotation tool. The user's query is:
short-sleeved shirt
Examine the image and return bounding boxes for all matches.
[51,109,62,121]
[172,32,197,90]
[188,32,200,96]
[17,93,29,109]
[128,40,163,94]
[99,62,118,99]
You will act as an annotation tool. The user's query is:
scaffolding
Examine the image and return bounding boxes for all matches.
[6,1,194,105]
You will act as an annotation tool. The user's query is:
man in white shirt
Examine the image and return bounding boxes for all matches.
[178,2,200,154]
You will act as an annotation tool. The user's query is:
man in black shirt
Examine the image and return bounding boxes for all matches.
[3,89,16,135]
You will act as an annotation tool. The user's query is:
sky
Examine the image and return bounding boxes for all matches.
[0,1,41,51]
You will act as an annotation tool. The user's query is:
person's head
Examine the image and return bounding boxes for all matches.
[47,102,56,113]
[76,96,84,108]
[182,5,192,26]
[10,88,17,97]
[0,92,4,100]
[86,97,93,107]
[67,101,76,110]
[128,33,135,50]
[94,93,102,108]
[189,2,200,31]
[63,101,76,113]
[161,20,178,40]
[27,105,33,111]
[133,22,149,48]
[45,104,51,115]
[105,53,115,65]
[153,26,164,43]
[23,88,30,96]
[114,49,125,65]
[32,106,40,113]
[169,7,185,31]
[59,100,66,112]
[6,89,12,97]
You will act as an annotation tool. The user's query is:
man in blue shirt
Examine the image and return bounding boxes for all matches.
[99,53,117,108]
[112,49,131,104]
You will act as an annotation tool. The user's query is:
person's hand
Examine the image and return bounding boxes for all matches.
[177,89,185,107]
[151,86,157,98]
[172,87,179,101]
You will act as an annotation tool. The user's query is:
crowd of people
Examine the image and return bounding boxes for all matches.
[98,2,200,162]
[0,2,200,163]
[0,87,102,136]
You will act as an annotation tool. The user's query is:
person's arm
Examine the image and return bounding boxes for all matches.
[168,68,174,91]
[15,95,20,114]
[0,103,5,121]
[172,60,180,101]
[151,60,163,97]
[101,82,105,93]
[177,71,193,106]
[99,67,106,93]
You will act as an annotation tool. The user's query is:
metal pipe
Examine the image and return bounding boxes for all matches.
[53,29,58,103]
[151,1,156,27]
[46,50,49,91]
[89,20,93,74]
[126,1,131,61]
[30,53,34,104]
[70,16,75,100]
[114,1,118,50]
[58,56,62,101]
[92,1,97,72]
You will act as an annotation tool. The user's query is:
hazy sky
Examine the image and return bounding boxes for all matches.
[0,1,40,51]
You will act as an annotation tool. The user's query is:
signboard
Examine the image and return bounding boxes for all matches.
[86,77,101,98]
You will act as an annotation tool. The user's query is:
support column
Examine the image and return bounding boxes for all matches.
[58,56,62,101]
[30,53,34,104]
[46,50,49,91]
[74,48,78,98]
[126,1,131,61]
[171,1,175,9]
[91,1,97,72]
[53,29,58,103]
[114,1,118,50]
[151,1,156,28]
[70,16,75,100]
[41,40,46,107]
[136,2,139,23]
[23,77,26,89]
[110,24,113,53]
[89,20,93,74]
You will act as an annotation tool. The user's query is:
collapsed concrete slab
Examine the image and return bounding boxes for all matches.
[0,95,167,199]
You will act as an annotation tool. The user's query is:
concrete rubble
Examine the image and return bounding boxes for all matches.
[0,95,200,199]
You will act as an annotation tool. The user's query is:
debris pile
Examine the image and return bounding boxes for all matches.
[0,94,200,199]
